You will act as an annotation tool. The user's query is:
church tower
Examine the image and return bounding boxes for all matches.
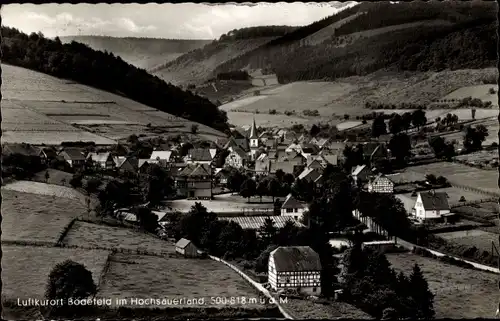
[249,118,259,160]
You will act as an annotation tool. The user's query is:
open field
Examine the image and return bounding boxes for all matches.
[400,187,488,208]
[2,64,225,144]
[98,253,266,308]
[441,84,499,107]
[2,244,110,300]
[454,149,498,169]
[441,118,498,147]
[386,252,498,319]
[285,299,373,319]
[336,121,362,131]
[436,229,499,255]
[454,202,498,220]
[403,162,498,195]
[2,180,85,201]
[1,189,87,244]
[61,221,175,254]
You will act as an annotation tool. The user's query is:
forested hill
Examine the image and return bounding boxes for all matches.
[168,1,496,85]
[1,27,229,133]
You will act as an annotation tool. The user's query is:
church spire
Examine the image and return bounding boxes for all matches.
[249,117,258,139]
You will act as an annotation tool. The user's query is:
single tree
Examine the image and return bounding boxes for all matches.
[191,124,199,135]
[310,124,320,137]
[227,170,245,194]
[44,170,50,183]
[425,174,437,185]
[260,217,278,246]
[388,114,403,134]
[372,116,388,138]
[256,179,268,203]
[409,264,435,319]
[135,207,159,233]
[388,133,411,164]
[401,112,413,132]
[45,260,97,310]
[267,178,281,202]
[69,173,83,188]
[84,178,102,196]
[255,244,279,273]
[411,109,427,130]
[239,178,257,202]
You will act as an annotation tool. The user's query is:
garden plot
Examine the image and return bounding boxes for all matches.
[61,221,176,255]
[387,252,498,319]
[1,189,87,244]
[441,85,499,107]
[2,244,110,300]
[436,229,498,253]
[405,162,498,195]
[98,253,265,309]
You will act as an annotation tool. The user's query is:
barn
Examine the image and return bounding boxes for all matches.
[175,238,199,258]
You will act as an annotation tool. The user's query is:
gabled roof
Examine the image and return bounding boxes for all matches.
[187,148,213,162]
[281,193,305,209]
[319,154,338,166]
[176,238,193,249]
[419,191,450,211]
[40,147,58,158]
[113,156,127,167]
[87,152,112,162]
[150,151,173,161]
[256,153,268,162]
[60,148,86,161]
[178,163,211,177]
[369,174,394,184]
[219,216,304,230]
[138,159,158,168]
[271,246,322,272]
[229,145,247,159]
[298,167,322,182]
[362,142,387,158]
[269,160,295,174]
[352,165,368,176]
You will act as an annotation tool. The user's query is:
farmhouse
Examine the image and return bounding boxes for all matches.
[58,148,86,168]
[225,145,248,169]
[174,163,212,199]
[268,246,322,296]
[269,160,296,175]
[2,143,41,157]
[298,167,322,183]
[175,238,199,258]
[351,165,372,185]
[116,156,139,173]
[367,174,394,193]
[184,148,215,165]
[214,168,230,186]
[281,194,307,221]
[362,142,388,165]
[87,152,115,169]
[38,147,58,164]
[413,190,451,220]
[138,159,159,173]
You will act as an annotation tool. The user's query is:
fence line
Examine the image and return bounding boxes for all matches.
[450,183,500,198]
[352,212,500,274]
[209,255,294,320]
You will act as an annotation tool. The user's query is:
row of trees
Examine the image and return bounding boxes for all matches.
[1,27,229,132]
[372,109,428,138]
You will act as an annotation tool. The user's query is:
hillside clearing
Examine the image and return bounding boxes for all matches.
[61,221,175,255]
[2,244,110,300]
[98,253,266,308]
[386,252,498,319]
[226,111,314,128]
[436,229,499,255]
[1,189,87,244]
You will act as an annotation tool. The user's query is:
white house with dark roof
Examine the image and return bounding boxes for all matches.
[413,190,451,220]
[351,164,372,185]
[150,150,174,162]
[281,193,307,221]
[175,238,199,258]
[225,145,248,169]
[367,174,394,193]
[268,246,322,295]
[87,152,115,169]
[58,148,86,168]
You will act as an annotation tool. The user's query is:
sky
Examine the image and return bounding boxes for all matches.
[1,2,358,40]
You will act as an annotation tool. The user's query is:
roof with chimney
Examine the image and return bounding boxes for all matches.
[419,191,450,211]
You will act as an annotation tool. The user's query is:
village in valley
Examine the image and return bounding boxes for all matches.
[1,1,499,320]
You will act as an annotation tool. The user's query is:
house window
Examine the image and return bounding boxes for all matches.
[286,277,290,283]
[294,208,298,213]
[286,208,293,213]
[313,287,317,292]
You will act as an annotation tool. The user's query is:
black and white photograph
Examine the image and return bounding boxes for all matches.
[0,1,498,319]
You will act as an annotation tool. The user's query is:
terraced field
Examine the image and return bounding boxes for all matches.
[1,64,226,145]
[441,84,499,107]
